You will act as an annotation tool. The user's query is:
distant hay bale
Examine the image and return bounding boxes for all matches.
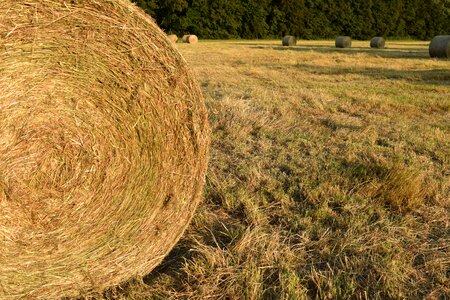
[370,37,385,49]
[183,34,199,44]
[429,35,450,58]
[282,36,297,46]
[188,35,199,44]
[336,36,352,48]
[0,0,209,299]
[168,34,178,43]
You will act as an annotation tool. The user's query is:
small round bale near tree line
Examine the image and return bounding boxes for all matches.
[282,36,297,46]
[370,37,386,49]
[0,0,210,298]
[429,35,450,58]
[182,34,199,44]
[168,34,178,43]
[336,36,352,48]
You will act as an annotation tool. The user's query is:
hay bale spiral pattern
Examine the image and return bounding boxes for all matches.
[0,0,209,298]
[429,35,450,58]
[336,36,352,48]
[370,37,385,49]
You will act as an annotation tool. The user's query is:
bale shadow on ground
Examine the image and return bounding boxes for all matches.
[266,45,431,60]
[143,214,242,285]
[291,62,450,86]
[231,42,331,49]
[143,243,194,284]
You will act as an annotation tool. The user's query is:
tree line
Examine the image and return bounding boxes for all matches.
[133,0,450,40]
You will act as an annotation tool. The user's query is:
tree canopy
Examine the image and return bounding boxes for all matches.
[134,0,450,40]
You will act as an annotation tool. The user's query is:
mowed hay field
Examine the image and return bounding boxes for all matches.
[115,40,449,299]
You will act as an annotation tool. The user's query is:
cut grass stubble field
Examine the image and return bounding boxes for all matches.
[116,40,449,299]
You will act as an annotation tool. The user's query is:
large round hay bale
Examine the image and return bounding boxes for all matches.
[429,35,450,58]
[370,37,385,49]
[336,36,352,48]
[0,1,209,299]
[183,35,199,44]
[168,34,178,43]
[282,36,297,46]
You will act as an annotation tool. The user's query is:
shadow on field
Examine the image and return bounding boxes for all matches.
[269,45,430,60]
[143,242,193,284]
[393,43,430,47]
[293,63,450,86]
[230,42,433,60]
[144,215,242,286]
[232,42,331,49]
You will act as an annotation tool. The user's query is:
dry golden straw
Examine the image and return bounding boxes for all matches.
[0,0,210,299]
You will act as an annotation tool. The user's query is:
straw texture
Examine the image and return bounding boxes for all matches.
[0,0,209,299]
[429,35,450,58]
[336,36,352,48]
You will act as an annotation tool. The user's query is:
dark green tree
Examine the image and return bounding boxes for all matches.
[303,0,335,39]
[349,0,375,39]
[275,0,306,37]
[182,0,243,38]
[132,0,158,17]
[371,0,403,37]
[156,0,189,34]
[133,0,450,40]
[240,0,271,38]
